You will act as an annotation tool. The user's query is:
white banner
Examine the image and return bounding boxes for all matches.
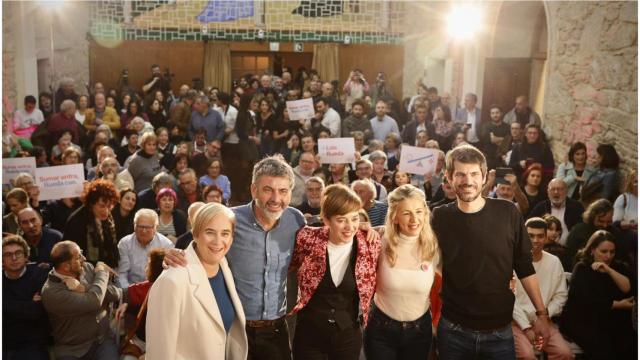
[318,138,356,164]
[399,146,438,176]
[2,157,36,185]
[285,98,315,121]
[35,164,85,201]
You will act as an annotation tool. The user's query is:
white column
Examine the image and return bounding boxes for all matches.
[13,1,39,103]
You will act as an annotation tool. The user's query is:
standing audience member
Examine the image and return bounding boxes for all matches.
[136,172,174,211]
[2,235,51,360]
[189,95,225,143]
[342,100,373,141]
[555,142,594,200]
[41,241,122,360]
[454,93,482,147]
[54,77,79,112]
[291,152,317,208]
[296,177,325,225]
[343,70,369,112]
[128,132,162,193]
[504,95,542,128]
[289,184,381,359]
[63,179,121,267]
[83,93,121,132]
[481,104,510,170]
[509,124,554,182]
[47,100,80,146]
[146,203,248,360]
[169,89,198,141]
[364,185,439,360]
[521,163,547,218]
[512,218,572,360]
[117,209,174,288]
[612,171,638,256]
[313,97,341,138]
[401,103,434,146]
[432,104,455,152]
[370,100,399,141]
[560,230,634,359]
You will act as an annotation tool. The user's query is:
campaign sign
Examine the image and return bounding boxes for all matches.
[286,98,315,121]
[399,146,438,176]
[2,157,36,184]
[318,138,355,164]
[35,164,85,201]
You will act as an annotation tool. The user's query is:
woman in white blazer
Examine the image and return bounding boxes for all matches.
[146,203,248,360]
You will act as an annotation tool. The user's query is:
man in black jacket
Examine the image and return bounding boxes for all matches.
[529,178,584,246]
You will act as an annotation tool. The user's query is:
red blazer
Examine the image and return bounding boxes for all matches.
[289,226,381,326]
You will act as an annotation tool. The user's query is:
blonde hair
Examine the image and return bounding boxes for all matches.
[384,184,438,266]
[192,203,236,238]
[320,184,362,220]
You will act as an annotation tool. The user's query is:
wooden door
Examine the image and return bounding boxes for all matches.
[481,58,531,123]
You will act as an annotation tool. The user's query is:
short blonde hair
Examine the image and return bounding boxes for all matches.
[320,184,362,220]
[384,184,438,266]
[192,203,236,238]
[139,132,157,148]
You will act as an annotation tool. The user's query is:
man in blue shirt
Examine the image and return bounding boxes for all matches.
[369,99,400,141]
[189,95,225,142]
[166,155,306,360]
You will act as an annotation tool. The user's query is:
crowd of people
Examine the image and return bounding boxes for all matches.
[2,64,637,360]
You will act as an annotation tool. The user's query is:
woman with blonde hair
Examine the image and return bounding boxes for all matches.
[364,184,440,360]
[146,202,248,359]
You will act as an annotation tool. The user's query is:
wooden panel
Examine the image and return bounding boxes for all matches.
[481,58,531,123]
[338,44,404,101]
[89,40,204,95]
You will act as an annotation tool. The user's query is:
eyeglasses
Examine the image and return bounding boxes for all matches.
[136,224,155,231]
[3,250,25,259]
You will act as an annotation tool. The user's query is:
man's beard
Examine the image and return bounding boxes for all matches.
[256,198,285,221]
[454,183,481,203]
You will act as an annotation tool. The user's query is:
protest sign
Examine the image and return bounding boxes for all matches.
[35,164,85,201]
[399,146,438,175]
[286,98,315,121]
[2,157,36,185]
[318,138,356,164]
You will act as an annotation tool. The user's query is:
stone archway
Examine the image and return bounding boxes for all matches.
[481,1,548,122]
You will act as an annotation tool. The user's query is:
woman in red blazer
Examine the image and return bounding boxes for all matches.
[289,184,381,360]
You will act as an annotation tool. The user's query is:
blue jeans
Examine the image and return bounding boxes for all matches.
[364,306,433,360]
[437,316,515,360]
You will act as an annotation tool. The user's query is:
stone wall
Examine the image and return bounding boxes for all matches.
[2,2,18,109]
[544,1,637,172]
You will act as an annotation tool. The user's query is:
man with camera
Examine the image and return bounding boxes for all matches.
[142,64,171,97]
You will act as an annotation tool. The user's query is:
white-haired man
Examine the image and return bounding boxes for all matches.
[117,209,174,288]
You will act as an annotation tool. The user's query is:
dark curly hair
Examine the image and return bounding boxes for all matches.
[146,248,167,282]
[81,179,120,207]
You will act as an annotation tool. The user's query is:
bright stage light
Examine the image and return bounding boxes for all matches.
[447,3,483,40]
[40,0,66,11]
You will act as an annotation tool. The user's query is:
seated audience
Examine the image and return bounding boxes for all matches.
[42,241,122,360]
[2,235,51,360]
[521,163,546,218]
[128,132,163,193]
[136,172,174,211]
[3,188,30,235]
[508,124,554,182]
[63,179,121,267]
[155,188,188,243]
[512,218,571,360]
[198,158,231,204]
[352,179,388,226]
[555,142,595,200]
[115,248,167,360]
[112,188,137,241]
[18,208,62,266]
[542,214,567,261]
[117,209,174,288]
[176,168,202,213]
[291,152,317,208]
[560,230,635,359]
[529,178,585,246]
[202,184,224,204]
[583,144,622,204]
[296,176,325,226]
[191,138,222,178]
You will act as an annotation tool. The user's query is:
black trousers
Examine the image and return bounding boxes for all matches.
[246,319,292,360]
[292,315,362,360]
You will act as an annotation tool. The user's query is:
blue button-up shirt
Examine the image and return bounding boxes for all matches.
[189,108,225,142]
[227,202,306,320]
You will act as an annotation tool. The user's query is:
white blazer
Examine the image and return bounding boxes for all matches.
[146,242,248,360]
